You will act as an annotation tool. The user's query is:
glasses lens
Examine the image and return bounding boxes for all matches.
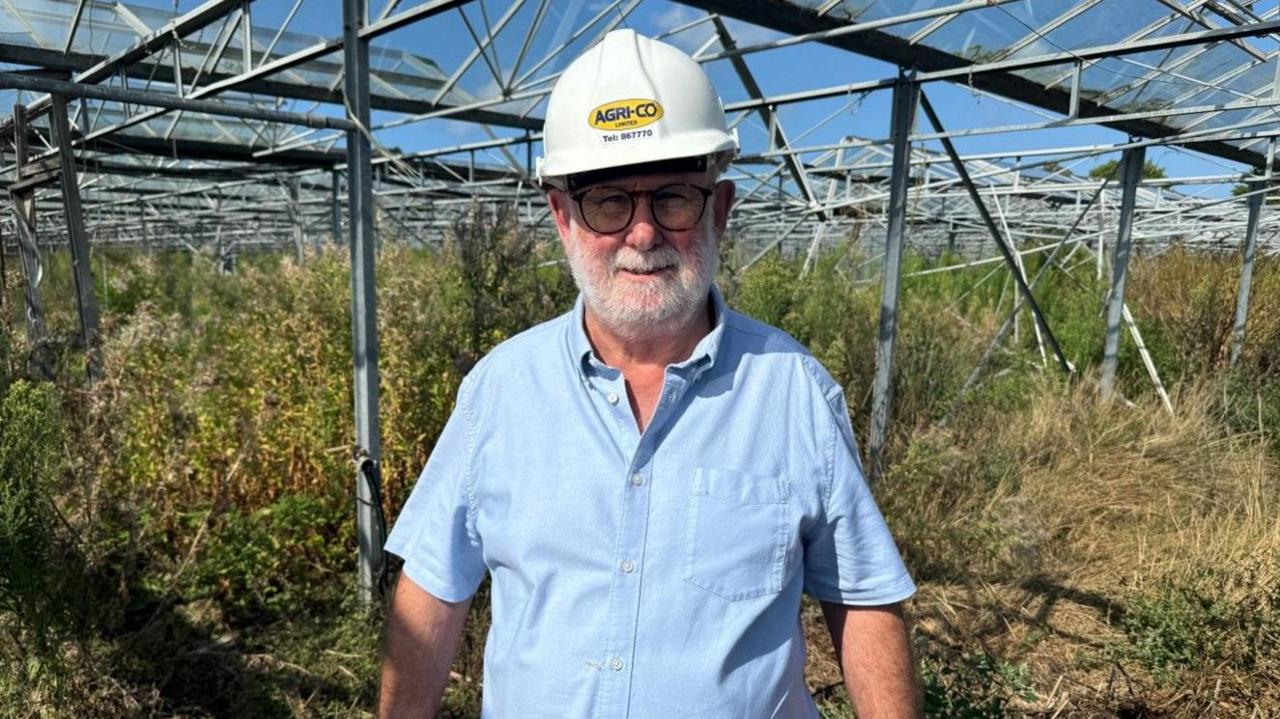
[653,184,706,231]
[579,187,633,234]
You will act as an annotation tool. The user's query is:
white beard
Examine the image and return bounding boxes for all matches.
[565,220,719,337]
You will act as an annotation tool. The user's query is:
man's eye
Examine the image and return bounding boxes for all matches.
[654,191,692,209]
[595,195,631,212]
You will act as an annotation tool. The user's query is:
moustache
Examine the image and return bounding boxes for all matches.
[610,246,682,274]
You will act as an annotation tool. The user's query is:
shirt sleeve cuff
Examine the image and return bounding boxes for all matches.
[395,557,480,603]
[385,537,482,603]
[803,572,917,606]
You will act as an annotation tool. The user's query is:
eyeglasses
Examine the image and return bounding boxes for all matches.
[572,183,714,235]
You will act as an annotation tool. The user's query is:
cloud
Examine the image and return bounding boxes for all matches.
[651,5,710,54]
[653,4,699,33]
[720,17,785,48]
[648,9,785,56]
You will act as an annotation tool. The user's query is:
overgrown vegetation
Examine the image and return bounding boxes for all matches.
[1,216,1277,717]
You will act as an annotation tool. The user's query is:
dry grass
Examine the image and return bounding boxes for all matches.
[879,374,1280,716]
[5,244,1278,717]
[1018,380,1276,575]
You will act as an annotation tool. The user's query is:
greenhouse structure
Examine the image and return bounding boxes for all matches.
[1,0,1277,601]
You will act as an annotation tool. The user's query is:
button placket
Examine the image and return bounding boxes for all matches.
[598,453,652,717]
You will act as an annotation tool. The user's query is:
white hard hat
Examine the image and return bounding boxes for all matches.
[536,29,738,187]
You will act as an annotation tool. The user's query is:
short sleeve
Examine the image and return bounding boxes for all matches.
[384,376,486,602]
[802,387,916,606]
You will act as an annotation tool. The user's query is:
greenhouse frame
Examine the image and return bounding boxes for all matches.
[1,0,1277,600]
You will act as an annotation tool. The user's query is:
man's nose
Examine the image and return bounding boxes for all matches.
[624,195,661,251]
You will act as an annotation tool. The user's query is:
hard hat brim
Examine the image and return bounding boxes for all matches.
[537,129,738,184]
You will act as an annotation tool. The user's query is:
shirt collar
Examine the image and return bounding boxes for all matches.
[566,285,728,379]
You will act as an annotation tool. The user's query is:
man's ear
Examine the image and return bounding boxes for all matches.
[712,180,735,236]
[547,189,574,241]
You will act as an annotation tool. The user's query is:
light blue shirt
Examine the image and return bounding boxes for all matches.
[386,287,915,719]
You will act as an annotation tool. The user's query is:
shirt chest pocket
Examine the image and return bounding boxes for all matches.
[683,468,789,601]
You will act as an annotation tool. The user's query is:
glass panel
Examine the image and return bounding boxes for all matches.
[852,0,979,24]
[1076,60,1152,103]
[1220,59,1278,98]
[1104,43,1202,88]
[1011,60,1077,87]
[1106,73,1206,113]
[1102,44,1260,113]
[1033,0,1173,53]
[917,0,1079,60]
[787,1,879,22]
[1015,6,1193,96]
[1119,86,1234,120]
[6,0,154,54]
[25,9,83,50]
[1182,106,1266,132]
[875,17,937,38]
[0,5,40,49]
[81,97,310,148]
[1171,42,1254,84]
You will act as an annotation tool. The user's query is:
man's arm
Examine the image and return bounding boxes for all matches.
[380,574,473,719]
[819,601,922,719]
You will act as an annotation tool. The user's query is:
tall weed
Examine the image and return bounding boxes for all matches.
[0,380,85,665]
[2,232,1276,716]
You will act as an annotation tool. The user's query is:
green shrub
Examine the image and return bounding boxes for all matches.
[0,380,84,659]
[0,319,12,391]
[193,493,352,623]
[921,651,1036,719]
[1118,588,1222,684]
[1215,369,1280,455]
[1115,562,1280,687]
[730,255,799,329]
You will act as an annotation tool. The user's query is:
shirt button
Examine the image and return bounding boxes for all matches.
[606,392,619,404]
[609,657,624,671]
[629,473,644,486]
[620,560,635,573]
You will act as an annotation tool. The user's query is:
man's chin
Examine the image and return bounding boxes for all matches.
[594,297,699,334]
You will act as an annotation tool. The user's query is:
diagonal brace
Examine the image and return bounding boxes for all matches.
[711,16,826,221]
[918,89,1072,375]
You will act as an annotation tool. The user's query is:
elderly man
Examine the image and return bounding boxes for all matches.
[380,29,919,719]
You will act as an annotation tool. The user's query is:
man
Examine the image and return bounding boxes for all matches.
[380,29,919,719]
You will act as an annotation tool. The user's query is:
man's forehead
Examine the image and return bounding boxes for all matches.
[581,170,711,191]
[566,156,709,192]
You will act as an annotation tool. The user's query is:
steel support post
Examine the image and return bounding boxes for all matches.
[344,0,384,603]
[1,225,7,315]
[215,224,226,275]
[11,190,45,351]
[1230,180,1264,366]
[9,104,47,362]
[331,168,342,244]
[1099,146,1146,398]
[289,175,305,264]
[918,90,1072,374]
[141,204,151,255]
[50,94,102,380]
[868,74,918,482]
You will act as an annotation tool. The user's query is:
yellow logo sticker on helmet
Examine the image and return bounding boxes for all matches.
[588,99,664,131]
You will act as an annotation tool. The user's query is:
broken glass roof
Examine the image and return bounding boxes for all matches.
[0,0,1275,254]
